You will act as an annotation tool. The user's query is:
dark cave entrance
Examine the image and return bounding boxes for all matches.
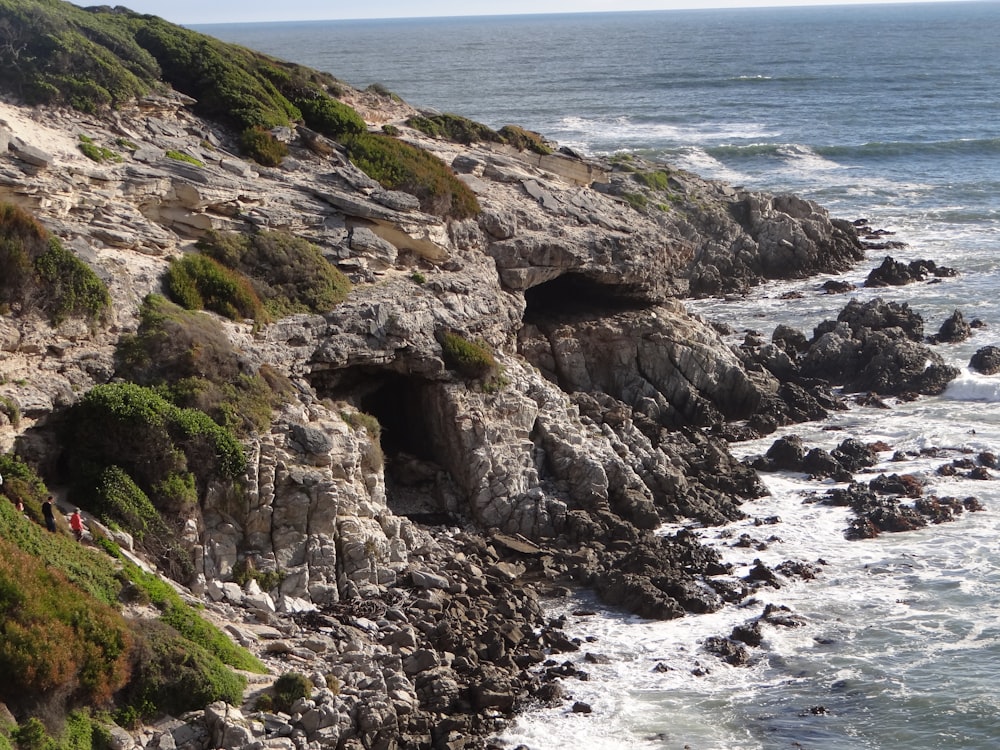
[357,373,436,463]
[523,272,648,324]
[311,368,453,522]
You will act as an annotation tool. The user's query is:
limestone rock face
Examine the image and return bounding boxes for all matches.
[0,90,863,619]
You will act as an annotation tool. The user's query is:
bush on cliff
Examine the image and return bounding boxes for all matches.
[439,331,497,379]
[63,382,245,579]
[0,202,110,325]
[406,113,503,145]
[296,95,366,140]
[117,295,285,435]
[240,127,289,167]
[166,253,264,322]
[0,534,133,712]
[344,132,480,219]
[498,124,554,155]
[196,229,352,316]
[0,469,256,732]
[0,1,157,111]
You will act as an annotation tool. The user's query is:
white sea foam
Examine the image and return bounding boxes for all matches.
[943,372,1000,403]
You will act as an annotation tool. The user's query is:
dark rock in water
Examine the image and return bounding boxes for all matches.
[822,279,856,294]
[731,620,764,647]
[846,328,958,396]
[761,434,805,471]
[865,256,957,287]
[772,323,810,353]
[775,559,822,580]
[802,447,850,480]
[931,309,972,344]
[704,635,750,666]
[745,559,781,589]
[832,438,879,472]
[761,602,806,627]
[837,297,924,340]
[969,345,1000,375]
[828,481,928,538]
[869,473,923,498]
[572,701,593,714]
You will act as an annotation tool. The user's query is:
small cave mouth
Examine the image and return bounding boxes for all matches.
[523,273,648,324]
[314,369,453,522]
[356,373,436,464]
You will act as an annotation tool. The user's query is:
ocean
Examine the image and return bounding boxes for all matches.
[198,3,1000,747]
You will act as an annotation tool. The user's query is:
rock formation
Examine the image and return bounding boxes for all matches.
[0,47,900,747]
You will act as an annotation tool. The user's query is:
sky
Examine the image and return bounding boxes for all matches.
[111,0,979,25]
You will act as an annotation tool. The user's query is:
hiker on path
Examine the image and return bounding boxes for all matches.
[69,508,84,541]
[42,495,56,532]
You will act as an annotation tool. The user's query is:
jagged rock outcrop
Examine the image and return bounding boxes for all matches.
[0,76,872,748]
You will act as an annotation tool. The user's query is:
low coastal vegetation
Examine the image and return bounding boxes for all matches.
[0,2,482,220]
[0,463,259,745]
[406,114,554,155]
[345,133,480,219]
[439,330,498,379]
[0,202,110,325]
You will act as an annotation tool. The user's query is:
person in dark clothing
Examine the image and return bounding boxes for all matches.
[42,495,56,532]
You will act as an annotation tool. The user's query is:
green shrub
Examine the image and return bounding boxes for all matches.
[119,619,246,722]
[78,135,121,163]
[64,382,247,512]
[406,113,502,146]
[33,237,111,324]
[272,672,313,713]
[0,537,133,709]
[91,466,166,542]
[239,127,288,167]
[365,82,400,101]
[11,718,50,750]
[165,253,264,321]
[232,559,282,593]
[633,170,671,191]
[164,149,203,167]
[196,229,351,316]
[0,395,19,427]
[381,124,400,136]
[117,295,283,435]
[498,125,553,155]
[410,270,426,284]
[344,132,479,220]
[0,202,110,325]
[439,331,497,379]
[622,192,649,211]
[296,96,365,140]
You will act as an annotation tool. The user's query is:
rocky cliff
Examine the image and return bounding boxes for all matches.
[0,8,893,747]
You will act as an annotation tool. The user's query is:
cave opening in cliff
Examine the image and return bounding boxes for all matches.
[356,373,456,522]
[523,273,646,324]
[351,373,433,463]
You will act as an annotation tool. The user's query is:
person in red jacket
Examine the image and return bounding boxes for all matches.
[69,508,84,542]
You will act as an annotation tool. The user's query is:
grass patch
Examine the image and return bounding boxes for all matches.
[0,202,110,326]
[196,229,352,317]
[78,134,121,163]
[344,132,479,220]
[438,331,497,379]
[165,149,204,167]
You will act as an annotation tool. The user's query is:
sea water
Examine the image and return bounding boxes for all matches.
[200,4,1000,746]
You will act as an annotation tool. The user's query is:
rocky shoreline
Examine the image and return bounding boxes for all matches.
[0,72,987,749]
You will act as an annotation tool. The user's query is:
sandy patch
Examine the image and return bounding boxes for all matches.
[0,100,87,165]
